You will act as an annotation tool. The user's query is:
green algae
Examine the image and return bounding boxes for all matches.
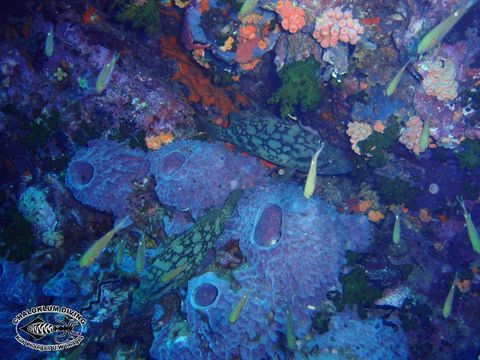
[268,57,323,118]
[340,267,382,319]
[376,176,419,208]
[116,0,160,35]
[358,120,400,168]
[456,139,480,170]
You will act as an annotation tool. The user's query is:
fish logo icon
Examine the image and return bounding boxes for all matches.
[12,305,86,352]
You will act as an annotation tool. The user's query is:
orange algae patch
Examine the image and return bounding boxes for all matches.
[368,210,385,223]
[160,36,239,116]
[224,143,235,151]
[145,132,174,150]
[82,5,102,25]
[240,59,260,71]
[199,0,209,13]
[373,121,385,133]
[360,16,380,28]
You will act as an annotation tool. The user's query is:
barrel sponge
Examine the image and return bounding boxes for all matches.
[65,140,150,216]
[222,183,371,336]
[149,140,269,219]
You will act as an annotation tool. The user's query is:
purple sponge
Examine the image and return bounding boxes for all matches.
[149,140,269,219]
[65,140,149,216]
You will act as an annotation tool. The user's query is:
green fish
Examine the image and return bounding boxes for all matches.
[131,189,244,313]
[96,52,120,93]
[417,0,478,55]
[202,112,351,175]
[392,208,401,244]
[442,272,457,318]
[228,294,249,324]
[418,118,430,153]
[286,305,296,350]
[457,196,480,253]
[386,62,409,97]
[136,237,146,273]
[304,143,324,199]
[238,0,259,18]
[79,215,132,267]
[45,25,54,58]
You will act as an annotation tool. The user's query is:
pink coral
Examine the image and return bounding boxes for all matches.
[421,58,458,101]
[346,121,372,155]
[399,116,424,155]
[313,7,364,48]
[275,0,306,34]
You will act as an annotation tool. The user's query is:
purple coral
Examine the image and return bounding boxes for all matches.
[149,140,269,218]
[65,140,149,216]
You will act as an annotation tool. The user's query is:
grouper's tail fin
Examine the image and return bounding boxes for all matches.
[195,116,228,141]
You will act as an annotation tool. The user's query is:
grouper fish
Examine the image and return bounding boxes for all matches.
[130,188,244,313]
[203,112,352,175]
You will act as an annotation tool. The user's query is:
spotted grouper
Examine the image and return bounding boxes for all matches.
[204,112,352,175]
[131,188,244,313]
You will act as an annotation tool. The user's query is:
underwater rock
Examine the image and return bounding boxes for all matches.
[65,140,150,216]
[0,261,35,305]
[205,112,352,174]
[299,311,409,359]
[149,140,268,218]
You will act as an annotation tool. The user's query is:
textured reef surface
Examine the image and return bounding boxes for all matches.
[1,0,480,359]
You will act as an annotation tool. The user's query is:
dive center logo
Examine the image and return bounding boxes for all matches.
[12,305,86,351]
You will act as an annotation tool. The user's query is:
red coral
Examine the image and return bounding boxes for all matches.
[161,36,245,116]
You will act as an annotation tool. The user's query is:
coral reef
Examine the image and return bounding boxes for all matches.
[65,140,150,216]
[149,140,268,218]
[275,0,306,33]
[18,186,63,247]
[347,121,373,155]
[421,58,458,101]
[301,311,409,359]
[313,7,364,48]
[399,116,424,155]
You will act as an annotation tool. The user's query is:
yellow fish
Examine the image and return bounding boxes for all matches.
[442,272,457,318]
[304,143,325,199]
[45,25,54,58]
[418,118,430,153]
[136,237,146,273]
[417,0,478,55]
[392,208,401,244]
[228,294,248,324]
[386,62,409,97]
[79,215,132,267]
[286,305,296,350]
[96,52,120,93]
[457,196,480,253]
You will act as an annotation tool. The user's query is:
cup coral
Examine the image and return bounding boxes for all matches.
[275,0,305,34]
[313,7,364,48]
[346,121,372,155]
[421,58,458,101]
[399,115,424,155]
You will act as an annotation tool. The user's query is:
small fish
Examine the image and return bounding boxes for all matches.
[392,208,401,244]
[304,143,325,199]
[115,238,125,266]
[386,62,409,97]
[228,294,248,324]
[417,0,479,55]
[238,0,259,18]
[285,306,296,351]
[418,118,430,153]
[442,272,457,318]
[136,238,146,273]
[79,215,132,267]
[45,25,54,57]
[96,52,120,93]
[160,264,187,283]
[457,196,480,253]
